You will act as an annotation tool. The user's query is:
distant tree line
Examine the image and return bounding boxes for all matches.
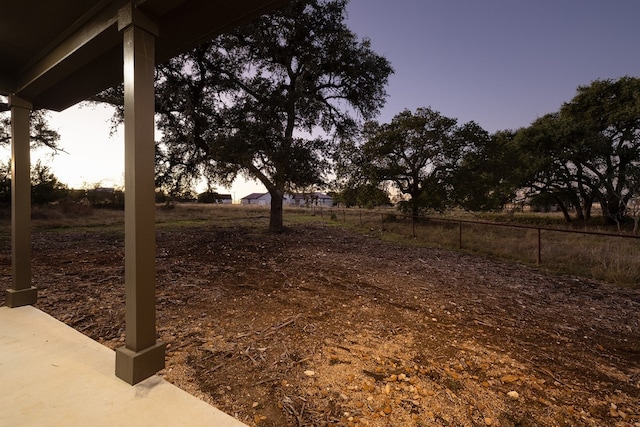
[0,161,127,209]
[0,161,68,206]
[335,76,640,226]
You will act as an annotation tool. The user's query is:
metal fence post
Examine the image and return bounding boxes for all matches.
[537,228,542,265]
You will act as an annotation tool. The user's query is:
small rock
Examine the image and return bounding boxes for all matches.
[303,370,316,377]
[610,403,619,417]
[507,391,519,399]
[485,417,493,426]
[501,375,519,383]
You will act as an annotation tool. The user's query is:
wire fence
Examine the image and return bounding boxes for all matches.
[299,206,640,287]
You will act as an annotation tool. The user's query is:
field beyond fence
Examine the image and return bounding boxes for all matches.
[295,206,640,289]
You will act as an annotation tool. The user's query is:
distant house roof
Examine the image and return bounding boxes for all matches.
[242,192,268,200]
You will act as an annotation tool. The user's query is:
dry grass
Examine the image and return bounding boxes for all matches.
[317,207,640,289]
[1,203,637,288]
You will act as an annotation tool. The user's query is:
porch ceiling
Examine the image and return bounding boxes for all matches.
[0,0,288,111]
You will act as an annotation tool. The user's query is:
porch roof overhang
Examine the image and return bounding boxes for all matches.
[0,0,288,111]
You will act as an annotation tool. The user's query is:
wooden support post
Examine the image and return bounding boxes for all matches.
[5,96,37,307]
[115,8,165,385]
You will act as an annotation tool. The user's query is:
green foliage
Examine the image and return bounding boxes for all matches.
[355,107,489,216]
[0,160,69,206]
[451,129,521,211]
[561,76,640,224]
[30,160,68,204]
[514,76,640,224]
[334,184,391,208]
[85,187,124,209]
[155,190,169,204]
[0,162,10,205]
[0,110,61,151]
[197,191,228,204]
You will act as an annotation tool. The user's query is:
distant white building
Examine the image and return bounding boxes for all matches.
[240,192,333,207]
[241,192,271,205]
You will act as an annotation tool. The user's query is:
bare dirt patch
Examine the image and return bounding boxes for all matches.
[1,219,639,426]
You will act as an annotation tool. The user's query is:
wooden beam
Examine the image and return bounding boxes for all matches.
[15,4,121,102]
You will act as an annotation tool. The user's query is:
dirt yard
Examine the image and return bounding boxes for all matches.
[1,215,639,426]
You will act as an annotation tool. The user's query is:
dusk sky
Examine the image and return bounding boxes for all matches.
[8,0,640,196]
[346,0,640,132]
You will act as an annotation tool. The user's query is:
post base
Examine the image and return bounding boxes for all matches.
[5,287,37,307]
[115,341,166,385]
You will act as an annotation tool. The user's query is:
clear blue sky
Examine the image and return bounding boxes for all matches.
[5,0,640,196]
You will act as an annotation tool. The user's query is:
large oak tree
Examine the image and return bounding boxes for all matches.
[153,0,392,231]
[514,76,640,224]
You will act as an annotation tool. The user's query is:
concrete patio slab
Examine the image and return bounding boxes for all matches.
[0,306,247,427]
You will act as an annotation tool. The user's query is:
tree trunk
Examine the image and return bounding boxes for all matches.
[552,196,572,222]
[601,195,625,225]
[584,198,592,220]
[269,189,285,233]
[573,204,584,221]
[411,204,419,219]
[558,203,572,222]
